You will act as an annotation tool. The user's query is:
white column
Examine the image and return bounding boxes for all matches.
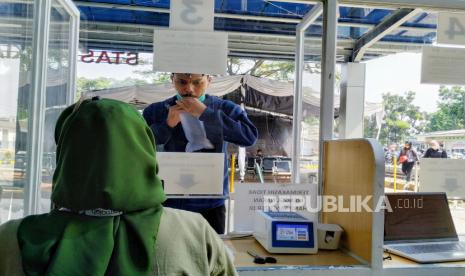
[318,0,338,194]
[2,129,8,148]
[24,0,52,215]
[339,62,366,139]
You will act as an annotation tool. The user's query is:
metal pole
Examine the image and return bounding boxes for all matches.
[393,156,397,192]
[230,153,235,192]
[291,3,323,184]
[25,0,51,215]
[318,0,338,196]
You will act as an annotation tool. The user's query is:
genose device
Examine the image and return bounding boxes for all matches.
[253,211,318,254]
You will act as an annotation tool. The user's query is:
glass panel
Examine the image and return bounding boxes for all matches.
[39,0,72,213]
[0,0,34,223]
[359,8,465,239]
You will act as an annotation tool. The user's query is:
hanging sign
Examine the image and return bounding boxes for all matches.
[421,45,465,85]
[153,0,227,74]
[170,0,214,31]
[154,29,227,74]
[437,12,465,46]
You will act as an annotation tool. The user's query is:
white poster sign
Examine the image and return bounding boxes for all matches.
[421,45,465,85]
[154,29,227,74]
[0,57,19,117]
[419,159,465,198]
[170,0,214,31]
[233,183,318,232]
[157,152,224,195]
[437,12,465,46]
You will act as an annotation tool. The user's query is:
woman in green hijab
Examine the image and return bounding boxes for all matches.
[0,98,237,276]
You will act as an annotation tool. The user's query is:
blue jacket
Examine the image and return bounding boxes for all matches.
[143,95,258,211]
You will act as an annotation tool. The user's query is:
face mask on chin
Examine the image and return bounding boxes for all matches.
[176,93,206,103]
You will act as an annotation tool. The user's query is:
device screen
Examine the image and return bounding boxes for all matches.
[276,224,309,241]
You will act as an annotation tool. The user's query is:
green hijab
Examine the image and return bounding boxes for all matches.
[17,98,166,275]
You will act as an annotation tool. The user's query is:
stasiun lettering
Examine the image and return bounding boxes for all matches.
[79,51,139,65]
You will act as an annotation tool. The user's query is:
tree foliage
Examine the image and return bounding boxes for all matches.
[426,86,465,131]
[226,58,294,81]
[77,77,112,96]
[76,77,151,98]
[131,70,171,84]
[364,116,378,139]
[365,91,427,145]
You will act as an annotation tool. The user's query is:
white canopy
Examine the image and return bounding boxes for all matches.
[87,75,382,117]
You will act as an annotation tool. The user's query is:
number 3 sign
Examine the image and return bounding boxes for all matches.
[170,0,215,31]
[438,12,465,46]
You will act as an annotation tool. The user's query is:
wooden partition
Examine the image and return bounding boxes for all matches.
[322,139,385,268]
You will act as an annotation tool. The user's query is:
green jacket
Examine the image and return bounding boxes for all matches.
[0,208,237,276]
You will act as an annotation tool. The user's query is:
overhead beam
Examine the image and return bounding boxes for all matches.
[9,0,465,13]
[72,1,168,13]
[73,14,425,61]
[77,20,431,46]
[277,0,465,11]
[351,8,422,62]
[73,1,302,23]
[271,0,395,10]
[341,0,465,11]
[0,14,434,33]
[71,1,436,32]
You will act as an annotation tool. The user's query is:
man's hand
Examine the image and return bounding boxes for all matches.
[166,105,184,128]
[176,97,207,118]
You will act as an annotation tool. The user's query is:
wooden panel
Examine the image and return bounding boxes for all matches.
[322,140,375,264]
[224,238,363,267]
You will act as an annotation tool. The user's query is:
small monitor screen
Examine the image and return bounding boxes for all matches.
[247,157,256,169]
[274,160,291,172]
[262,158,276,171]
[276,224,309,241]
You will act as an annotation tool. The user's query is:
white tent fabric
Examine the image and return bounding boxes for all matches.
[87,75,382,116]
[87,75,242,104]
[242,75,323,108]
[243,74,383,115]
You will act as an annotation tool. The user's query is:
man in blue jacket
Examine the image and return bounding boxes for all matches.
[143,73,258,233]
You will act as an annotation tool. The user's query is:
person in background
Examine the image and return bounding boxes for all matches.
[423,140,448,158]
[255,148,264,167]
[143,73,258,234]
[398,141,418,183]
[0,98,237,276]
